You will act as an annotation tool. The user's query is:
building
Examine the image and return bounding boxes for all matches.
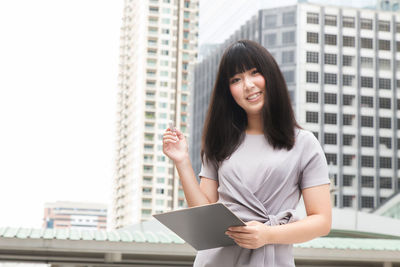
[113,0,199,227]
[190,2,400,212]
[43,201,107,230]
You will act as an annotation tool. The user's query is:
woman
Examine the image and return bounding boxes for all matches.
[163,40,331,267]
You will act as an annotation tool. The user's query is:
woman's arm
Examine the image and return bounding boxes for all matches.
[163,128,218,207]
[226,184,331,249]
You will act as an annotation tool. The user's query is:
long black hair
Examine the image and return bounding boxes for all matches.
[201,40,301,168]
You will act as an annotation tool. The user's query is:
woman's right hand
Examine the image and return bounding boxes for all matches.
[162,128,189,163]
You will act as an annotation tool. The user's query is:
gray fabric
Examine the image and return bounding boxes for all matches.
[194,129,330,267]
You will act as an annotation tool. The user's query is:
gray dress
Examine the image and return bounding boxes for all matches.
[194,129,330,267]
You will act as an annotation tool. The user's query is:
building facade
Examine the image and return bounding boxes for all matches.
[113,0,199,228]
[191,2,400,212]
[43,201,107,230]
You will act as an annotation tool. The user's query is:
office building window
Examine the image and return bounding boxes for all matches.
[343,55,354,66]
[343,114,353,126]
[361,76,373,88]
[325,15,337,26]
[306,91,318,103]
[380,177,392,189]
[343,195,353,207]
[397,23,400,33]
[379,59,391,70]
[306,111,318,123]
[361,116,374,127]
[379,137,392,149]
[343,134,355,146]
[343,154,354,166]
[283,12,295,25]
[380,157,392,168]
[325,113,337,124]
[306,71,319,83]
[378,20,390,32]
[282,50,295,63]
[325,93,337,104]
[361,96,373,107]
[343,75,355,86]
[326,153,337,165]
[343,94,355,106]
[379,98,391,109]
[264,33,277,46]
[307,32,319,44]
[379,40,391,51]
[397,41,400,52]
[306,51,319,63]
[307,12,319,24]
[343,175,354,186]
[361,196,374,208]
[312,131,319,139]
[324,73,337,85]
[379,117,391,129]
[379,78,391,89]
[343,16,355,28]
[361,18,373,30]
[343,36,355,47]
[282,70,295,83]
[325,133,337,145]
[398,80,400,88]
[264,14,277,27]
[325,34,337,45]
[361,156,374,168]
[362,176,374,188]
[361,136,374,147]
[324,53,337,65]
[282,31,295,44]
[361,38,373,49]
[361,57,373,68]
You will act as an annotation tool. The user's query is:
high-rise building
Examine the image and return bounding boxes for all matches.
[43,201,107,230]
[191,2,400,212]
[113,0,199,228]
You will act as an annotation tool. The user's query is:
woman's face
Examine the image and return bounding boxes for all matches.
[229,67,266,115]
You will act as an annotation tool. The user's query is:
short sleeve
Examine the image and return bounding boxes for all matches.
[198,156,218,181]
[300,131,331,189]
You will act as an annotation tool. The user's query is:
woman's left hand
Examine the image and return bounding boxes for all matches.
[225,221,270,249]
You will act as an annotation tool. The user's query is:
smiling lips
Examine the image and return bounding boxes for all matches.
[246,92,262,102]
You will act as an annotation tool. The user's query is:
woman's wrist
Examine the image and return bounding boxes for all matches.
[174,154,191,167]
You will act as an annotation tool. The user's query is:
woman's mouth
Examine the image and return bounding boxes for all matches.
[246,92,262,102]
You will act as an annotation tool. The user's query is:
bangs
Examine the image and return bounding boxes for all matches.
[223,42,260,78]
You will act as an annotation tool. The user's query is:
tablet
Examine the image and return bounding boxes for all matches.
[153,203,246,250]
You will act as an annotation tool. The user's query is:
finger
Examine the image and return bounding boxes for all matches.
[227,232,253,240]
[163,137,178,143]
[163,133,178,139]
[228,227,249,233]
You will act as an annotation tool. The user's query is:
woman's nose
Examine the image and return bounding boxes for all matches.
[244,76,255,89]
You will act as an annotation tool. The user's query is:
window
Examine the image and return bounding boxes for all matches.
[362,176,374,187]
[324,53,337,65]
[324,133,337,144]
[361,96,373,107]
[264,33,277,46]
[343,114,353,126]
[343,55,353,66]
[379,117,391,129]
[361,196,374,208]
[282,31,295,44]
[306,71,319,83]
[379,59,391,70]
[307,32,319,44]
[379,40,391,51]
[380,157,392,168]
[343,154,354,166]
[361,18,373,30]
[380,177,392,189]
[265,15,277,27]
[378,20,390,32]
[282,50,295,63]
[361,156,374,168]
[343,16,355,28]
[325,34,337,45]
[379,98,391,109]
[283,12,295,25]
[379,137,392,149]
[306,91,318,103]
[379,78,391,89]
[306,111,318,123]
[343,195,353,207]
[361,116,373,127]
[361,57,373,68]
[361,38,373,49]
[306,51,319,63]
[325,15,337,26]
[343,95,355,106]
[326,153,337,165]
[343,175,354,187]
[397,23,400,33]
[307,12,319,24]
[324,73,337,85]
[397,41,400,52]
[343,36,355,47]
[361,76,373,88]
[343,134,355,146]
[282,70,295,83]
[325,113,337,124]
[361,135,374,147]
[156,188,164,194]
[325,93,337,104]
[343,75,355,86]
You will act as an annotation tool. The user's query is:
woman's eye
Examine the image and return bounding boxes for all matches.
[230,78,240,84]
[252,70,259,75]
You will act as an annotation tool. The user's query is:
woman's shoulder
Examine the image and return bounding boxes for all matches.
[295,128,319,145]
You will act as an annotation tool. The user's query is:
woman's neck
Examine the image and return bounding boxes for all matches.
[246,114,263,134]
